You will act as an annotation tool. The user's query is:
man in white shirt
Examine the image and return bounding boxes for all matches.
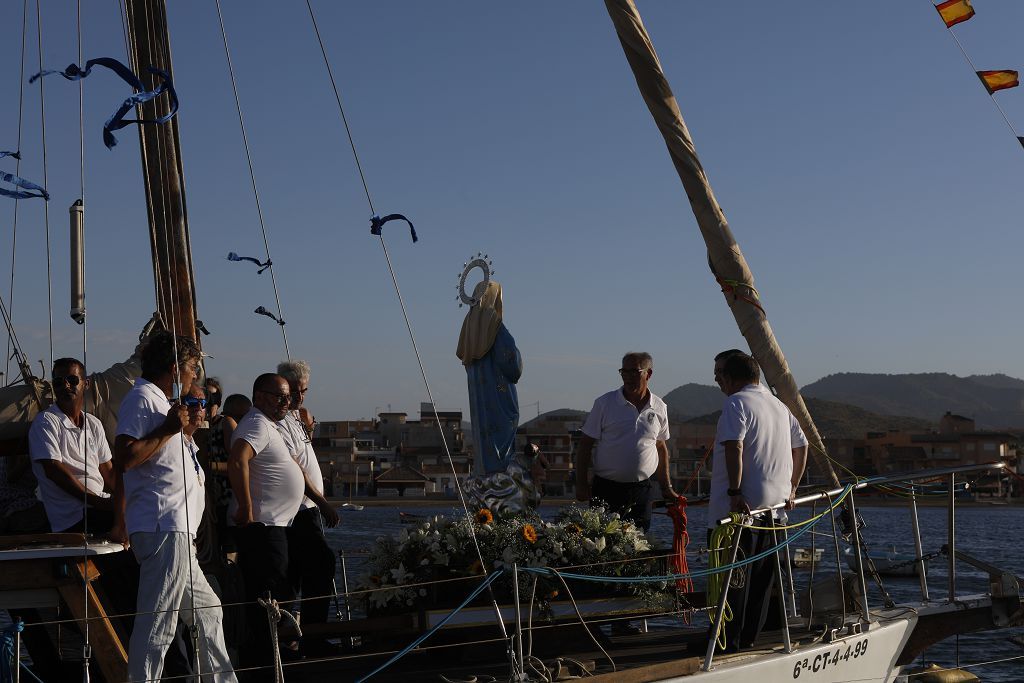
[575,352,681,532]
[113,331,235,682]
[709,350,802,652]
[29,357,114,533]
[228,373,306,676]
[276,360,339,653]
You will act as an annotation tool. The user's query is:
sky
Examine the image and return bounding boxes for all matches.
[1,1,1022,422]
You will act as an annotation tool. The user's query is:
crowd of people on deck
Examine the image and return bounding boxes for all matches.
[19,331,339,681]
[12,339,807,680]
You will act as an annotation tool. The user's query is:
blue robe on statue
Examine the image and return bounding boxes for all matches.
[467,324,522,474]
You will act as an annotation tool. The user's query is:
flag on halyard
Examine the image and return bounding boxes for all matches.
[936,0,975,28]
[977,70,1019,94]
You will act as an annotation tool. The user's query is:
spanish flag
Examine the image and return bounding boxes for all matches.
[977,70,1019,94]
[936,0,975,28]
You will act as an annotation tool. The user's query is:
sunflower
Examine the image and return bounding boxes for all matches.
[475,508,494,525]
[522,524,538,544]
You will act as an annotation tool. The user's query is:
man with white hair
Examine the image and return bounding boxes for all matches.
[576,351,681,532]
[276,360,339,654]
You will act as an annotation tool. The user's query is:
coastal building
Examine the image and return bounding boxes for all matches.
[515,410,586,497]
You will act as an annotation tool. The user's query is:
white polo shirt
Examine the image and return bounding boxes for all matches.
[278,412,322,510]
[231,407,305,526]
[29,404,112,532]
[582,388,670,483]
[117,378,206,537]
[708,382,794,527]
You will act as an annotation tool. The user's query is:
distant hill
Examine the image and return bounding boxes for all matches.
[682,397,935,440]
[519,408,587,430]
[801,373,1024,428]
[662,383,725,418]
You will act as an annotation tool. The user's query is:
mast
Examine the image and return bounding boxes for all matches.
[124,0,199,343]
[604,0,838,486]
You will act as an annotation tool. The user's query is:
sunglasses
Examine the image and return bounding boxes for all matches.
[53,375,82,387]
[257,390,291,406]
[183,396,208,409]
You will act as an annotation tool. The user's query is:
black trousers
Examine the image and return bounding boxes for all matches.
[591,476,653,532]
[286,507,336,626]
[59,508,115,535]
[236,523,292,682]
[710,516,781,651]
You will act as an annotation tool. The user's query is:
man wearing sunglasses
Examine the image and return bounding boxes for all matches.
[575,352,680,532]
[29,357,115,534]
[228,373,307,674]
[276,360,340,656]
[113,331,236,683]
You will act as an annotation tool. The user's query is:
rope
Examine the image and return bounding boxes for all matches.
[303,0,508,644]
[258,597,301,683]
[212,0,290,360]
[1,620,44,683]
[33,0,53,373]
[706,514,739,649]
[661,498,693,594]
[4,0,29,382]
[354,569,505,682]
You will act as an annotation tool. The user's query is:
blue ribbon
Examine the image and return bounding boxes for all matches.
[227,251,272,274]
[0,151,20,160]
[254,306,285,326]
[0,171,49,201]
[30,57,178,150]
[370,213,418,243]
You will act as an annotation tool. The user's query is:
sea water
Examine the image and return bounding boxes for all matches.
[327,503,1024,682]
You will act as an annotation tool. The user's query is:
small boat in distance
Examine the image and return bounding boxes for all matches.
[792,547,824,569]
[398,511,426,524]
[845,545,927,577]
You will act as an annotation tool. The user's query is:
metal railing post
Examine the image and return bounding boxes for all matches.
[908,486,929,602]
[781,525,798,617]
[512,563,526,680]
[846,491,871,624]
[702,523,744,671]
[947,473,956,603]
[770,518,793,652]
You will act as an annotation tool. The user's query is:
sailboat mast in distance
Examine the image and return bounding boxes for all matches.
[125,0,199,343]
[604,0,837,486]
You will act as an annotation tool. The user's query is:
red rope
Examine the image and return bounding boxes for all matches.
[664,497,693,595]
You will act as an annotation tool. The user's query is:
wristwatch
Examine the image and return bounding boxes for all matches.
[727,487,742,496]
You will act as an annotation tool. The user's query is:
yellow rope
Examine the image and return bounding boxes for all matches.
[707,513,742,650]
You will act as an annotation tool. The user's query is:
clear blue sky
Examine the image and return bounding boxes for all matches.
[1,2,1022,421]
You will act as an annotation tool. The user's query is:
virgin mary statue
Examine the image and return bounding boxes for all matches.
[456,280,522,474]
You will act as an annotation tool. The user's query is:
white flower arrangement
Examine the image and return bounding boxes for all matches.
[360,505,664,611]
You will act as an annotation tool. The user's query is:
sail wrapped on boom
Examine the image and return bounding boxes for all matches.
[604,0,837,486]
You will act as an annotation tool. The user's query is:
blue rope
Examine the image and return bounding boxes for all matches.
[1,620,43,683]
[356,569,504,682]
[29,57,178,149]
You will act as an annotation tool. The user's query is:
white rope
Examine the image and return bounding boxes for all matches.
[4,0,29,383]
[33,0,53,374]
[258,597,301,683]
[301,4,507,643]
[212,0,290,360]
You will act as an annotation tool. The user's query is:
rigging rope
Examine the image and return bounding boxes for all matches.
[303,0,512,651]
[33,0,53,375]
[4,0,29,383]
[212,0,290,360]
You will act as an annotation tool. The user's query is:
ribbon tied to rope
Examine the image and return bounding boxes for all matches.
[370,213,418,243]
[255,306,285,326]
[227,251,272,274]
[30,57,179,150]
[1,151,48,201]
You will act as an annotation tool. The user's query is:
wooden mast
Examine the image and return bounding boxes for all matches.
[124,0,199,344]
